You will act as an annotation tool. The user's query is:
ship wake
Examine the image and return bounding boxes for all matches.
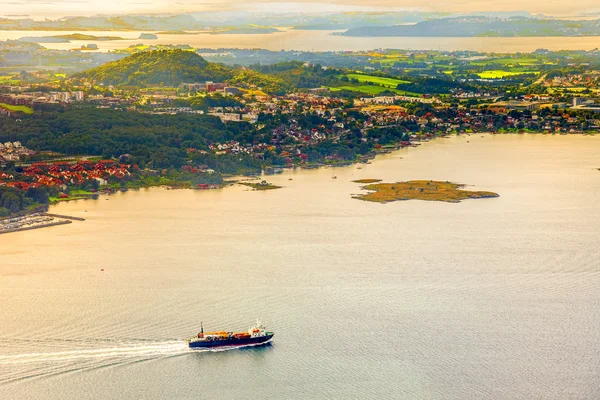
[0,337,269,385]
[0,339,186,385]
[0,340,188,366]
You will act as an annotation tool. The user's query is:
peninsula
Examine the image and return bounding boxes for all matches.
[342,17,600,37]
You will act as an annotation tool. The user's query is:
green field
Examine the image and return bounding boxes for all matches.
[0,75,20,85]
[494,57,540,65]
[344,73,410,88]
[477,70,539,79]
[49,189,96,204]
[471,57,541,66]
[0,103,33,114]
[329,85,417,96]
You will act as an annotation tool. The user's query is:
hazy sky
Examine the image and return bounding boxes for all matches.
[3,0,600,19]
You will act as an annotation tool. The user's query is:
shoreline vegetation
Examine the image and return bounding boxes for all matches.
[0,130,586,234]
[353,180,499,203]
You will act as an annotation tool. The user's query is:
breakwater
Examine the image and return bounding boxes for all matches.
[44,213,86,221]
[0,220,72,235]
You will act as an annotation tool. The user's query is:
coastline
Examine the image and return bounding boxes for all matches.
[0,137,414,231]
[2,131,596,234]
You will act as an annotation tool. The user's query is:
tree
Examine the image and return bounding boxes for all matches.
[0,191,22,213]
[26,186,50,204]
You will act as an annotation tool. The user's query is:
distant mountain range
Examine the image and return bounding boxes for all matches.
[4,12,600,38]
[1,11,536,32]
[342,17,600,37]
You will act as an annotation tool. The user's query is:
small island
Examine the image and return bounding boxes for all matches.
[238,180,282,191]
[353,180,499,203]
[352,179,382,184]
[139,33,158,40]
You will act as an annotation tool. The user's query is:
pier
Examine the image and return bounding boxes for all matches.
[43,213,86,221]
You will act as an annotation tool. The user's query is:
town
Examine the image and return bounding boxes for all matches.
[2,44,600,218]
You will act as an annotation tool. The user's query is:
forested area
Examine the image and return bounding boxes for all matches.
[251,62,341,89]
[0,107,256,169]
[171,93,244,110]
[396,77,471,94]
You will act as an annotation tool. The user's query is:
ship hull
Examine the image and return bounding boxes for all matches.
[188,334,274,349]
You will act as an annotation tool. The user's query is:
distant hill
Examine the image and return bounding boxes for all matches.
[77,50,233,86]
[342,17,600,37]
[0,11,534,32]
[19,33,125,43]
[77,49,290,93]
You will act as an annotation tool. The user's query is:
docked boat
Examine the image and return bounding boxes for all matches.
[187,320,274,349]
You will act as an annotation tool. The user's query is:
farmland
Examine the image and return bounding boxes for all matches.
[328,85,417,96]
[0,75,21,85]
[470,57,543,66]
[341,50,550,83]
[477,70,539,79]
[331,72,418,95]
[343,73,410,88]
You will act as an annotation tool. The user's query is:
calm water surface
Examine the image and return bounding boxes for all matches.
[1,134,600,399]
[3,29,600,52]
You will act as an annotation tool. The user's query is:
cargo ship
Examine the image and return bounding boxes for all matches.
[187,320,274,349]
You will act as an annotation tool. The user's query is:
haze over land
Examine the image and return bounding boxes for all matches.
[5,1,600,18]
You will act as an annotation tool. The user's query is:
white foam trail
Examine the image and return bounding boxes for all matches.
[0,341,189,365]
[0,338,272,366]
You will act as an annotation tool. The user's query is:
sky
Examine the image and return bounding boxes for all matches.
[2,0,600,19]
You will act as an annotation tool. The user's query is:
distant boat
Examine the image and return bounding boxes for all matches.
[187,320,274,349]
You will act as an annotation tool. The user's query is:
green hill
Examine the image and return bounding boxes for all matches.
[78,50,234,87]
